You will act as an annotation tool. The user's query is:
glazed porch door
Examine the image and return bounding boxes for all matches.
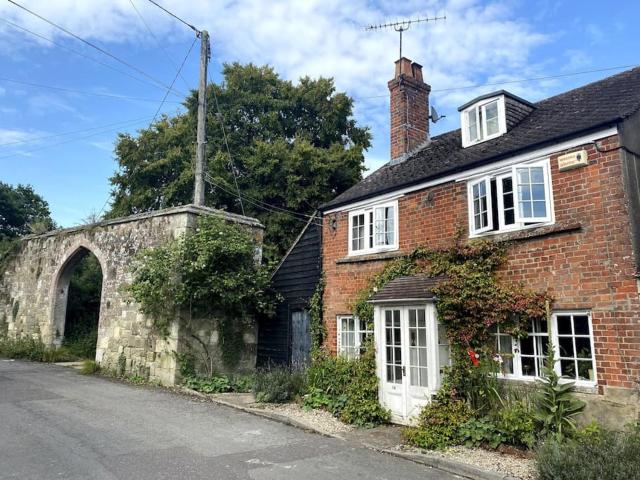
[377,304,439,423]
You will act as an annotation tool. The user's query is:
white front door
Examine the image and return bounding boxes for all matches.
[375,303,442,424]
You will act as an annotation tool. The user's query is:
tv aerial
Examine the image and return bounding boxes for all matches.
[364,15,446,72]
[429,106,446,124]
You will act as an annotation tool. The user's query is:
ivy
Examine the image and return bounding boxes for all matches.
[126,216,278,367]
[308,276,326,352]
[352,236,552,399]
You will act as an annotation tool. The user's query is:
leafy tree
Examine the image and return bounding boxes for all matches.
[109,63,371,260]
[0,182,55,240]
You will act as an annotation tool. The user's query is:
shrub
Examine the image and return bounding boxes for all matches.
[494,400,537,449]
[61,325,98,359]
[80,360,101,375]
[536,425,640,480]
[305,346,390,427]
[184,374,253,394]
[403,398,472,450]
[253,366,306,403]
[459,417,504,449]
[0,337,77,362]
[533,346,585,440]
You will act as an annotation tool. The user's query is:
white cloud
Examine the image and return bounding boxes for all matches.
[0,128,41,145]
[0,0,555,169]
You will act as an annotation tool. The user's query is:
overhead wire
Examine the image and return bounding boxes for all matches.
[0,76,182,104]
[355,63,640,100]
[0,116,152,148]
[149,36,197,124]
[6,0,185,98]
[145,0,199,33]
[127,0,191,91]
[208,72,245,216]
[0,17,179,94]
[0,116,153,160]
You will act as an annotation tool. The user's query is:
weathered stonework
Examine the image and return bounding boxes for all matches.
[0,205,263,385]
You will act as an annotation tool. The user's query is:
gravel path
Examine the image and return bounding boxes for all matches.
[257,402,354,435]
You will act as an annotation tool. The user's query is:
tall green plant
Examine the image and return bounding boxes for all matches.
[534,346,586,439]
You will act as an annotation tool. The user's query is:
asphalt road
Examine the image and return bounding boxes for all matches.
[0,360,458,480]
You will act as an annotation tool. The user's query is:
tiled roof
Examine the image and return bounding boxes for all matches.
[322,67,640,210]
[368,274,447,303]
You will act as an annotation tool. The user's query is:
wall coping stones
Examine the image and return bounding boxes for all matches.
[23,204,264,240]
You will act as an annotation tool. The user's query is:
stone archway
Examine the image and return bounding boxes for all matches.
[0,205,264,384]
[51,245,105,355]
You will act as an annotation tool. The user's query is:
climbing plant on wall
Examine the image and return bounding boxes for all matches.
[126,216,278,367]
[352,236,551,397]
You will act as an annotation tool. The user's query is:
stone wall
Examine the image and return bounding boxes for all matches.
[0,205,263,385]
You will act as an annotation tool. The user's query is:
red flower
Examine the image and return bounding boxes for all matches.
[467,348,480,367]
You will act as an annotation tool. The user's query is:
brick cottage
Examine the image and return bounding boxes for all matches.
[319,58,640,425]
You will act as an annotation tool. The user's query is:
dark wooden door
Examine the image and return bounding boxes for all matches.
[291,310,311,367]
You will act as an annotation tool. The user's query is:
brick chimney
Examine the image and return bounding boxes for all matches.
[388,57,431,164]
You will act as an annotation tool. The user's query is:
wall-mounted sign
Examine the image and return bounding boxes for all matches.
[558,149,589,171]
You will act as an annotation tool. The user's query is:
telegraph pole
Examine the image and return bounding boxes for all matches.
[193,30,210,206]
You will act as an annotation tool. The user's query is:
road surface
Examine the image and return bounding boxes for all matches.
[0,360,458,480]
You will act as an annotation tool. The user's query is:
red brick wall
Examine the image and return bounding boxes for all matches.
[322,134,640,390]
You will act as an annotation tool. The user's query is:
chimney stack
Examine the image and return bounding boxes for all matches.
[388,57,431,164]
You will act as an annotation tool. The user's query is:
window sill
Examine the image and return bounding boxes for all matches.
[497,376,598,394]
[474,221,582,243]
[337,250,405,264]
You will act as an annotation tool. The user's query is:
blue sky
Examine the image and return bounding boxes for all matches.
[0,0,638,227]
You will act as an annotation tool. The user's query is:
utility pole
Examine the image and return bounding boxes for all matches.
[193,30,209,206]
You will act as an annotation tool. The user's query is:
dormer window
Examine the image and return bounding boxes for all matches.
[461,96,506,147]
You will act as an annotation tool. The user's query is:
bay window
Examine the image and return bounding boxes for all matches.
[348,200,398,255]
[468,159,553,236]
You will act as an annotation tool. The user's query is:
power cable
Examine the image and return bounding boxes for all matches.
[0,17,177,94]
[0,116,151,148]
[0,116,153,160]
[127,0,191,91]
[204,173,322,227]
[145,0,199,33]
[149,36,197,124]
[0,76,182,104]
[6,0,185,98]
[204,172,322,226]
[355,63,639,100]
[208,73,245,216]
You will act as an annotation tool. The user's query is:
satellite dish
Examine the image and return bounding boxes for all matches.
[430,106,446,123]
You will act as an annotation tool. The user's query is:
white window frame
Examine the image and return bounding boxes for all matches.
[337,315,372,359]
[467,176,493,235]
[467,158,554,238]
[552,311,597,386]
[512,160,553,224]
[461,96,507,148]
[347,200,399,256]
[491,311,597,387]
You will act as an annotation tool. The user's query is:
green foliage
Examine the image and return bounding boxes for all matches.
[253,366,306,403]
[533,346,586,440]
[80,359,101,375]
[459,417,504,449]
[109,63,370,262]
[403,398,473,450]
[308,277,326,352]
[126,216,276,367]
[184,374,253,394]
[0,182,55,240]
[494,399,537,449]
[0,337,77,362]
[62,253,102,359]
[306,346,390,427]
[536,425,640,480]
